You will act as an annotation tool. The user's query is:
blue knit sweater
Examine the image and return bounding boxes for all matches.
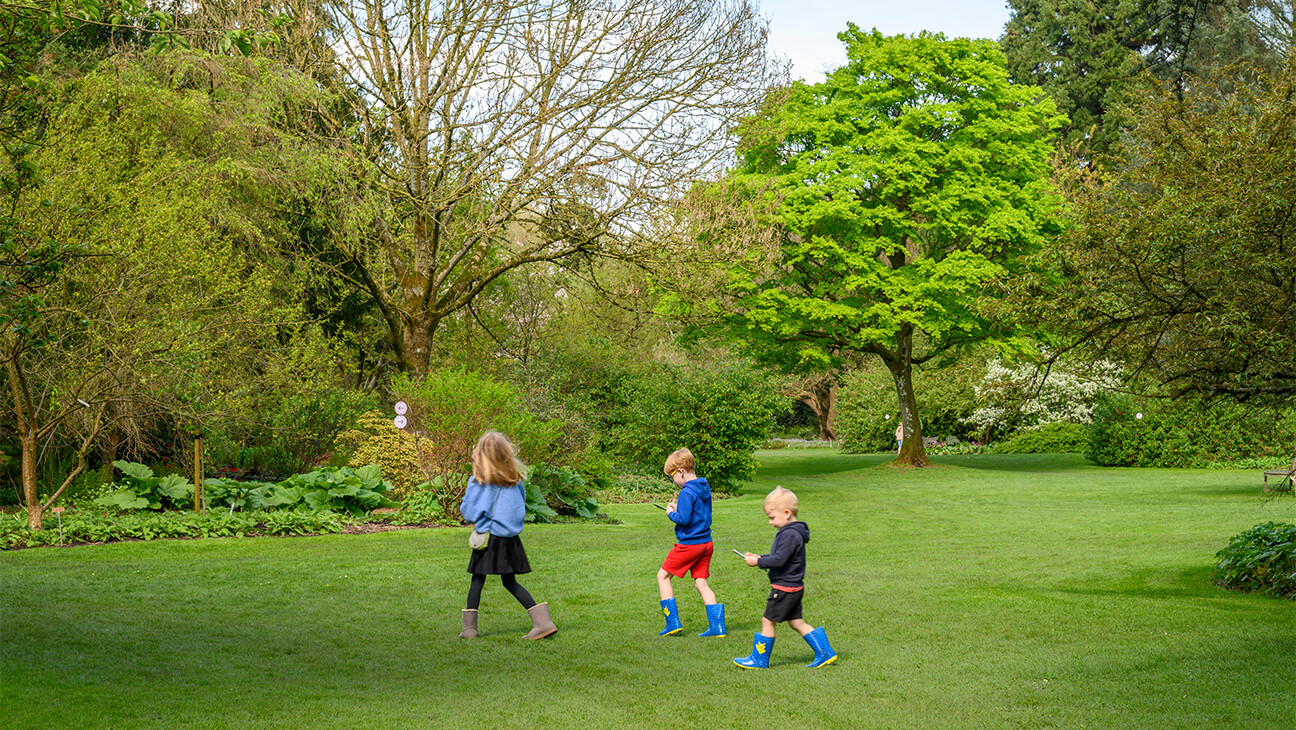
[459,477,527,537]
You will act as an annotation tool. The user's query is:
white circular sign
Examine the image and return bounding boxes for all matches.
[394,401,408,415]
[1135,412,1143,420]
[394,414,408,429]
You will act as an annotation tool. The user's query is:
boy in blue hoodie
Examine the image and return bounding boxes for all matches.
[734,486,837,669]
[656,448,725,638]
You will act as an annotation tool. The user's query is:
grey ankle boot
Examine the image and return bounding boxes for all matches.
[523,602,557,640]
[459,609,478,639]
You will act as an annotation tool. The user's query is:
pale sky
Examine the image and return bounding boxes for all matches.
[759,0,1014,81]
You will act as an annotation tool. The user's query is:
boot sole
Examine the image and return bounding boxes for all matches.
[525,629,557,640]
[732,660,766,669]
[808,655,838,668]
[659,628,683,636]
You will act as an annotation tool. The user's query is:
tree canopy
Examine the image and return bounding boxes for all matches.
[676,27,1064,465]
[1000,0,1285,157]
[315,0,777,373]
[1024,63,1296,403]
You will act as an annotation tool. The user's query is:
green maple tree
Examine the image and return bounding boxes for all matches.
[678,27,1064,466]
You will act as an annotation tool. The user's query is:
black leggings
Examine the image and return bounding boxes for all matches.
[467,573,536,610]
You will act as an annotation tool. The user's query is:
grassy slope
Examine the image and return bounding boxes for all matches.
[2,452,1294,729]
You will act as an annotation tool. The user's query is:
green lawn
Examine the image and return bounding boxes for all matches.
[3,451,1294,729]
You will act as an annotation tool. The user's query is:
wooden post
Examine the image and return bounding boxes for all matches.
[193,436,203,515]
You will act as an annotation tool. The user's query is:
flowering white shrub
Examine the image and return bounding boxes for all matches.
[970,357,1121,435]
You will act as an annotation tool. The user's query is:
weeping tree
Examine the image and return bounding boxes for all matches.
[670,27,1064,466]
[315,0,777,373]
[3,52,333,529]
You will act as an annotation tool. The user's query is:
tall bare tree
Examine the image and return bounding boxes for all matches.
[320,0,775,372]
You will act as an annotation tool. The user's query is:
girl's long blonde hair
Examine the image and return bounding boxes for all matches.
[472,431,522,486]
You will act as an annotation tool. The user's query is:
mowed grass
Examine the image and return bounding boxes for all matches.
[3,451,1294,729]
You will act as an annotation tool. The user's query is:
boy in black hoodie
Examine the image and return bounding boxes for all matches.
[734,486,838,669]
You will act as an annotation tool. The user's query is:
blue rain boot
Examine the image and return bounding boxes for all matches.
[698,603,726,637]
[803,626,838,668]
[733,633,774,669]
[659,598,683,636]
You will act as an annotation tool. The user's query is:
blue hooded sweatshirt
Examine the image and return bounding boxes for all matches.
[667,477,712,545]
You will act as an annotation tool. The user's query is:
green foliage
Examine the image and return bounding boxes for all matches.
[989,422,1089,455]
[272,389,380,464]
[202,479,296,513]
[95,460,397,517]
[366,488,448,526]
[203,388,378,479]
[686,28,1063,373]
[277,465,398,517]
[94,460,194,511]
[836,364,983,453]
[1214,522,1296,600]
[333,411,432,496]
[1027,65,1296,403]
[599,362,783,494]
[1086,395,1296,468]
[0,509,344,549]
[390,367,562,514]
[525,463,600,521]
[1001,0,1283,158]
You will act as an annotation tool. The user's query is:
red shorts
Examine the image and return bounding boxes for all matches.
[661,541,714,579]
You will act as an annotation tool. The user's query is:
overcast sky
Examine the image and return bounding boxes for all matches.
[759,0,1014,81]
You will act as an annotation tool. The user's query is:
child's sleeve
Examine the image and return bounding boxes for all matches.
[757,531,801,569]
[667,489,694,525]
[459,478,484,524]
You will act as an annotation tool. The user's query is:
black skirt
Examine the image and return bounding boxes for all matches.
[467,534,531,575]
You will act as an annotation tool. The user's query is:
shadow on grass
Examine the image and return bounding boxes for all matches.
[754,450,889,478]
[1056,565,1233,601]
[937,453,1095,473]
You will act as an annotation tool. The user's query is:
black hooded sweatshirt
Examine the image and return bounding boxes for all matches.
[756,521,810,588]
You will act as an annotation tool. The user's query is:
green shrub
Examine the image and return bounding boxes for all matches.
[1214,522,1296,600]
[333,411,434,496]
[990,422,1090,454]
[205,387,379,476]
[525,463,599,521]
[390,368,562,515]
[276,465,398,516]
[0,509,348,549]
[1086,395,1296,468]
[94,461,194,511]
[367,488,448,526]
[266,389,381,468]
[598,362,783,494]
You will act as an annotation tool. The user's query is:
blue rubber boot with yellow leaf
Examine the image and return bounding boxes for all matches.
[733,633,774,669]
[658,598,683,636]
[698,603,726,637]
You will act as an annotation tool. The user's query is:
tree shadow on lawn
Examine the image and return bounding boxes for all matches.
[753,451,889,478]
[935,454,1095,473]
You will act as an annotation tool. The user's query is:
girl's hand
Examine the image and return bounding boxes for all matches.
[744,552,759,567]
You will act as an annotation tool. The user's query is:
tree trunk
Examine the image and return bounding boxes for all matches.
[398,311,439,374]
[798,379,838,441]
[20,429,41,529]
[884,334,931,467]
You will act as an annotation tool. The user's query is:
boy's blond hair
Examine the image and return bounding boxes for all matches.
[472,431,522,486]
[764,486,798,516]
[663,447,695,476]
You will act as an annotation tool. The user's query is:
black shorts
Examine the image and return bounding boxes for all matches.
[763,586,804,623]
